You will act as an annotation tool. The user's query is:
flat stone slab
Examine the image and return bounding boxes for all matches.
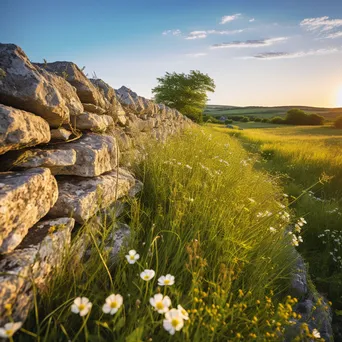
[50,128,72,141]
[0,149,77,174]
[83,103,106,115]
[48,169,136,223]
[0,104,51,155]
[0,44,72,127]
[50,133,118,177]
[0,168,58,253]
[0,217,74,326]
[74,112,114,132]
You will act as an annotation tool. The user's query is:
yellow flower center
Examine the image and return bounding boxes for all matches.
[130,255,135,260]
[156,301,164,310]
[110,301,118,308]
[164,279,170,285]
[171,318,180,328]
[5,330,13,336]
[78,304,86,311]
[144,275,150,280]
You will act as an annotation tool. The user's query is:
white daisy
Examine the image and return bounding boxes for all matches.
[158,274,175,286]
[149,294,171,314]
[102,294,123,315]
[71,297,92,317]
[163,308,184,335]
[125,250,140,264]
[140,269,155,281]
[0,322,22,339]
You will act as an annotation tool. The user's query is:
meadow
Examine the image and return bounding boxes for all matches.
[204,105,342,121]
[15,127,322,341]
[213,123,342,320]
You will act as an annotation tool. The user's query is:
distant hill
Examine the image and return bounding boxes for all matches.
[204,105,342,120]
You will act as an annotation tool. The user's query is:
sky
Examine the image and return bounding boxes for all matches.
[1,0,342,107]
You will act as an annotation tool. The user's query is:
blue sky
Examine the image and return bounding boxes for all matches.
[2,0,342,107]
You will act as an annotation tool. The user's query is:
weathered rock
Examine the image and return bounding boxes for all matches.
[45,133,118,177]
[0,44,71,127]
[0,168,58,253]
[50,128,72,141]
[108,127,133,151]
[48,169,136,223]
[106,222,130,265]
[0,149,77,174]
[0,104,51,155]
[36,61,106,108]
[285,251,334,341]
[82,103,106,115]
[90,79,127,125]
[0,218,74,326]
[34,64,84,117]
[116,86,156,115]
[73,112,114,132]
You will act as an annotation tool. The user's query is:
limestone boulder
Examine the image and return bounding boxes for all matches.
[48,169,136,223]
[0,168,58,253]
[36,61,106,108]
[0,218,74,325]
[0,149,77,174]
[90,79,127,126]
[49,133,118,177]
[106,222,130,265]
[116,86,157,115]
[83,103,106,115]
[73,112,114,132]
[50,128,72,141]
[35,64,84,117]
[0,104,51,155]
[0,44,71,127]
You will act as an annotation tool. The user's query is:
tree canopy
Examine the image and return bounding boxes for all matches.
[152,70,215,122]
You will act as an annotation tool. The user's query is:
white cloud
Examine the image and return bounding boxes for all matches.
[250,47,341,60]
[220,13,241,24]
[186,53,207,57]
[249,18,255,22]
[300,16,342,39]
[162,29,181,36]
[185,29,244,40]
[326,31,342,39]
[211,37,288,49]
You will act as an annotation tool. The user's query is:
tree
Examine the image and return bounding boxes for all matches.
[152,70,215,122]
[334,116,342,128]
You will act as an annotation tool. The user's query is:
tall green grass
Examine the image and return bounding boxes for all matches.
[218,124,342,312]
[15,127,317,341]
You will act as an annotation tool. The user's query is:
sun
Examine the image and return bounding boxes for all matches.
[337,86,342,107]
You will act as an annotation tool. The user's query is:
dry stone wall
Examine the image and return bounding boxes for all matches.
[0,43,192,325]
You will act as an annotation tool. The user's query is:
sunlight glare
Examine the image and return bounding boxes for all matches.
[337,86,342,107]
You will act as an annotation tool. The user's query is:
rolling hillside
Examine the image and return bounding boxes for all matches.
[205,105,342,120]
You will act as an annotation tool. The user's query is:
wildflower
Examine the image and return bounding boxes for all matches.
[125,249,140,264]
[269,227,277,233]
[158,274,175,286]
[177,305,189,320]
[140,269,155,281]
[163,309,184,335]
[150,294,172,314]
[71,297,92,316]
[0,322,22,339]
[294,224,301,233]
[299,217,307,225]
[102,294,123,315]
[312,328,321,339]
[291,235,299,247]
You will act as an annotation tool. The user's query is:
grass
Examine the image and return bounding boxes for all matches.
[213,123,342,313]
[204,105,342,120]
[11,126,322,341]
